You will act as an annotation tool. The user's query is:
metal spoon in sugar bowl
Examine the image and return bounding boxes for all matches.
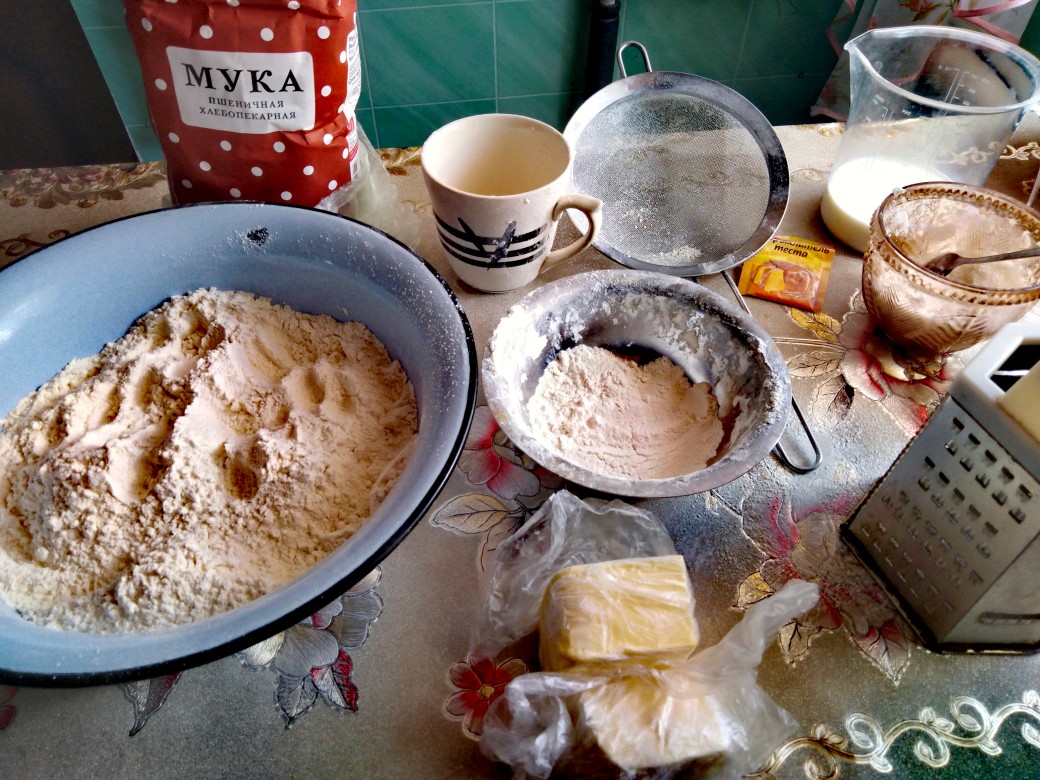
[923,245,1040,276]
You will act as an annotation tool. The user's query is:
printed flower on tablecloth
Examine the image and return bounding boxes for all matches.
[0,686,15,731]
[458,406,560,501]
[782,293,959,436]
[0,163,166,209]
[239,569,384,728]
[445,655,528,739]
[738,492,913,682]
[432,405,561,570]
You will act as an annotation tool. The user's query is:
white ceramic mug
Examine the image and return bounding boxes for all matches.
[421,114,602,293]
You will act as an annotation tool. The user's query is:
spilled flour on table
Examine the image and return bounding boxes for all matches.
[528,344,723,480]
[0,289,416,633]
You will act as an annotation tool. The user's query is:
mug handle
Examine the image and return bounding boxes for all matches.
[543,194,603,266]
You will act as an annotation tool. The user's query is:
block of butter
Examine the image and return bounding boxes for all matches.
[579,674,729,771]
[538,555,699,671]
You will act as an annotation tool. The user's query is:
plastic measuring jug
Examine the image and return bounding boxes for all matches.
[821,25,1040,253]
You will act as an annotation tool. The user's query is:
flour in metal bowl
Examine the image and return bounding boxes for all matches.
[528,344,723,480]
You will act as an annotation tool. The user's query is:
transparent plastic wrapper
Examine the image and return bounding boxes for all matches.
[317,124,421,250]
[471,490,820,779]
[471,490,677,660]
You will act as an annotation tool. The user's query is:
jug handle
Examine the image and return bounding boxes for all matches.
[616,40,652,78]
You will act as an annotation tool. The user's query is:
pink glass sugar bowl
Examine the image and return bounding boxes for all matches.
[862,182,1040,355]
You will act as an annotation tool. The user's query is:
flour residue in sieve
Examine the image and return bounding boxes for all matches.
[527,344,723,479]
[573,91,771,264]
[0,289,417,633]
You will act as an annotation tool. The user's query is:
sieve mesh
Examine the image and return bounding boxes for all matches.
[572,90,771,268]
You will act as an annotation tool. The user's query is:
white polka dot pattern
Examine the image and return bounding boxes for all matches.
[126,0,361,207]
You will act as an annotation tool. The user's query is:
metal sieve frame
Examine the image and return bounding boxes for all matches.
[565,43,819,474]
[564,44,790,277]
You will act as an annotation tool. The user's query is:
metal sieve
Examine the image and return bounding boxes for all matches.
[564,41,790,277]
[564,42,820,473]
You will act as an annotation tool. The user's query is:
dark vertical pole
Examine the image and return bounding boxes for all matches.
[584,0,621,99]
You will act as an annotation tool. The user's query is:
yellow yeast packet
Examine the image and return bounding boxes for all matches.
[737,236,834,312]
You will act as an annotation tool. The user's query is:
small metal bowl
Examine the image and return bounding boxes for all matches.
[482,270,791,497]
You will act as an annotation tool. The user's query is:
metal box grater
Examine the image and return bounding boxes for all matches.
[842,322,1040,652]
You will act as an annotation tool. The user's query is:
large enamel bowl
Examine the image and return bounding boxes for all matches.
[0,203,476,685]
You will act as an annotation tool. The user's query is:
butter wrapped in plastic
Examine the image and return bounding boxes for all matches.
[539,555,699,671]
[737,235,834,312]
[578,667,732,771]
[470,492,821,778]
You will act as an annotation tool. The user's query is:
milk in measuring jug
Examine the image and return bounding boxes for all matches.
[821,156,947,254]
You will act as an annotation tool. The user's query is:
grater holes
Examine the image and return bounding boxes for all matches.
[960,456,975,471]
[983,521,998,537]
[984,449,998,465]
[1018,484,1034,502]
[1010,506,1026,524]
[952,416,965,432]
[968,432,981,447]
[1000,467,1015,484]
[952,488,965,504]
[924,456,936,470]
[992,489,1008,506]
[967,505,981,521]
[945,439,958,455]
[938,471,950,485]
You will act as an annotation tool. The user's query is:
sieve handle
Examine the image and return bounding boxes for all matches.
[616,40,652,79]
[545,194,603,267]
[721,271,823,474]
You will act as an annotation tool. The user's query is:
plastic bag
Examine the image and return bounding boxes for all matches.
[472,490,820,779]
[316,124,421,250]
[471,490,678,661]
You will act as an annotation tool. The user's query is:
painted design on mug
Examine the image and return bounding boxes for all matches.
[435,215,547,269]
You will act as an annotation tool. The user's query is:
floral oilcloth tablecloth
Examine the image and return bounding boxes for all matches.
[1,122,1040,779]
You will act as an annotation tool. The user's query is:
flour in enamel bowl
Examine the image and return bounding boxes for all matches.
[0,289,417,633]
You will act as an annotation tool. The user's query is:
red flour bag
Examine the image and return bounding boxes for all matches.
[124,0,361,206]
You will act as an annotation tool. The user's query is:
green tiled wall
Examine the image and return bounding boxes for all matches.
[71,0,1040,162]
